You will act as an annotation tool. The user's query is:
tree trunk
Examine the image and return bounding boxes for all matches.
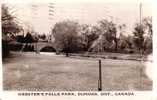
[114,38,118,51]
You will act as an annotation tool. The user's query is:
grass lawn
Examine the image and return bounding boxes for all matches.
[3,52,152,91]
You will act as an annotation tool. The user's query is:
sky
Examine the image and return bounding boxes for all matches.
[5,1,152,35]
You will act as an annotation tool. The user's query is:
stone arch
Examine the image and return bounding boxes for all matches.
[40,46,56,52]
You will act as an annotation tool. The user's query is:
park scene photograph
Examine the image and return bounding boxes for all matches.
[2,1,152,91]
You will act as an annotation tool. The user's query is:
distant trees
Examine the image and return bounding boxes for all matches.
[2,4,152,57]
[51,17,152,55]
[38,34,46,40]
[2,4,152,56]
[2,4,151,56]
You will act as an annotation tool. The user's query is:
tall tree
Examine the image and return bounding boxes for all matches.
[143,17,152,37]
[143,17,152,54]
[98,19,117,51]
[132,23,145,54]
[79,24,99,51]
[2,4,21,57]
[52,20,80,56]
[132,17,152,54]
[2,4,21,35]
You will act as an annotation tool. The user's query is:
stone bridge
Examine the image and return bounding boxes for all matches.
[35,42,55,51]
[21,41,56,52]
